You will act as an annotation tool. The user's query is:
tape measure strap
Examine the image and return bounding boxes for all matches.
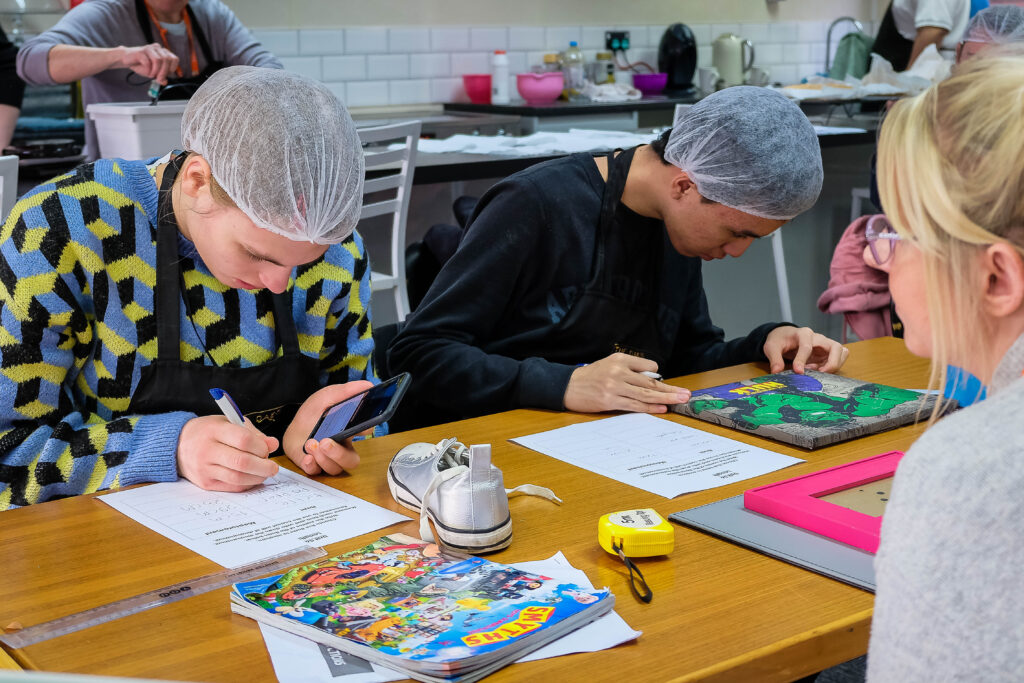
[0,546,326,649]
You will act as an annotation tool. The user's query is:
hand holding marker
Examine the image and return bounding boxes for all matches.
[209,388,279,473]
[174,388,279,492]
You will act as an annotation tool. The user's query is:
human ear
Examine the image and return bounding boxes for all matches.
[178,155,215,202]
[981,243,1024,319]
[671,171,697,200]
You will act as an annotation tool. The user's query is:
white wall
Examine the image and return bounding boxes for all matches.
[231,0,882,28]
[252,19,878,108]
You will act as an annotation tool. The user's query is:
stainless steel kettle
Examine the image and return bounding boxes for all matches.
[712,33,754,88]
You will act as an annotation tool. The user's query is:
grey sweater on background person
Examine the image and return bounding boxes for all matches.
[867,333,1024,681]
[16,0,281,158]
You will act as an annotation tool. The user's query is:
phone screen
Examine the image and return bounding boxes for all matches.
[309,374,407,443]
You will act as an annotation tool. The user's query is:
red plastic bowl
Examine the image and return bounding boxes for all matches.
[462,74,492,104]
[632,72,668,96]
[516,72,564,105]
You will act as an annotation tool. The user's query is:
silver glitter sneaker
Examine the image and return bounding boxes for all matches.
[387,438,560,553]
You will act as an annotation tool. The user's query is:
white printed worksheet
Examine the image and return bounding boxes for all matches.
[101,469,409,567]
[512,413,804,498]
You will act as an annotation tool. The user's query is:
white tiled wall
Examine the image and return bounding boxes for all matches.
[252,20,874,108]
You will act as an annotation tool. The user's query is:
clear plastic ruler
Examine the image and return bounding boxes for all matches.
[0,546,326,649]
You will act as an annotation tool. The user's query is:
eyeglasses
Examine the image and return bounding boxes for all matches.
[865,215,902,266]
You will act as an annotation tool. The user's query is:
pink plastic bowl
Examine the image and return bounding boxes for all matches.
[516,72,564,105]
[632,72,668,96]
[462,74,492,104]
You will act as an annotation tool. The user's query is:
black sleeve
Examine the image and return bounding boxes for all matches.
[663,263,792,377]
[0,26,25,109]
[387,175,576,423]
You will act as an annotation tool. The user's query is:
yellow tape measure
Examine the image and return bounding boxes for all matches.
[598,509,674,604]
[598,508,675,557]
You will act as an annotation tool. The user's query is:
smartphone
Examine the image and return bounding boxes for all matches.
[307,373,410,446]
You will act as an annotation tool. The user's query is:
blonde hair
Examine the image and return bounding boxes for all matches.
[877,48,1024,411]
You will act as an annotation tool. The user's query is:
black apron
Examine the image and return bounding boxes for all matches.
[517,146,670,368]
[872,1,914,72]
[134,0,225,101]
[127,154,320,443]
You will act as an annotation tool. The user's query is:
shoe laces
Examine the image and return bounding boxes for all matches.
[417,438,562,545]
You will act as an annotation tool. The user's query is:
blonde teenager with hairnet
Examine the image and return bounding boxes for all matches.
[0,67,372,509]
[388,87,848,430]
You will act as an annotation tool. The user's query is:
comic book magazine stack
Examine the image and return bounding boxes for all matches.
[670,370,945,449]
[230,534,614,683]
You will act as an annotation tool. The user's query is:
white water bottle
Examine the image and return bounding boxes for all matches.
[491,50,510,104]
[561,41,586,99]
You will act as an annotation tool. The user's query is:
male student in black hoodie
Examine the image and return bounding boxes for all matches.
[388,87,848,429]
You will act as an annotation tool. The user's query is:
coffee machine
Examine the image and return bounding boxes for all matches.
[658,23,698,98]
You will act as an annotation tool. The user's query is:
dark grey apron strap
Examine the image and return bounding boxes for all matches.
[134,0,155,44]
[592,146,637,289]
[185,4,216,65]
[272,292,301,355]
[155,154,185,362]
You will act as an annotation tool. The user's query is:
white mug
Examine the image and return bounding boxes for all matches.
[698,66,720,94]
[747,66,771,87]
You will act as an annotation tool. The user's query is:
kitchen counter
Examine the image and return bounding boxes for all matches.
[351,110,522,137]
[443,94,698,117]
[445,96,698,133]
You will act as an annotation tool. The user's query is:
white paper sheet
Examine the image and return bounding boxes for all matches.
[100,469,410,568]
[512,413,804,498]
[257,552,640,683]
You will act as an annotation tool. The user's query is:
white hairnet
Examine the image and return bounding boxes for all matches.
[664,86,823,220]
[181,66,364,244]
[964,4,1024,44]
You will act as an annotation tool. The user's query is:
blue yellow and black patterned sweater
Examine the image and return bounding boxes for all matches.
[0,158,377,509]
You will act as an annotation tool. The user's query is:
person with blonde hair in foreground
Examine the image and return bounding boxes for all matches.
[860,48,1024,680]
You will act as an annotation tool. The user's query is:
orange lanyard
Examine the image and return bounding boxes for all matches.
[144,2,199,77]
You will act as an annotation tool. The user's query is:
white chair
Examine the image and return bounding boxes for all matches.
[850,186,872,222]
[356,121,421,322]
[0,155,19,225]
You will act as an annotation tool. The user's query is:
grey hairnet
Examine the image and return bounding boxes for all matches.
[664,86,823,220]
[964,4,1024,44]
[181,66,364,244]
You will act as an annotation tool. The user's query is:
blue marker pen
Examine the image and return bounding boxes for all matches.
[209,388,245,426]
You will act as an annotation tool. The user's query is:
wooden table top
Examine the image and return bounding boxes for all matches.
[0,337,930,683]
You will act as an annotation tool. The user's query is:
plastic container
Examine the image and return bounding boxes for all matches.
[632,72,668,96]
[461,74,492,104]
[561,41,585,99]
[86,101,187,160]
[491,50,510,104]
[592,51,615,85]
[516,72,564,105]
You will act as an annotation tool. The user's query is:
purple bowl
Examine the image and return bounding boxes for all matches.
[632,72,668,96]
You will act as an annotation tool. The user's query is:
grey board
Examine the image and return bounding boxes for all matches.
[670,495,877,592]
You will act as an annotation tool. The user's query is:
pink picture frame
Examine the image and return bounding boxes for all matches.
[743,451,905,553]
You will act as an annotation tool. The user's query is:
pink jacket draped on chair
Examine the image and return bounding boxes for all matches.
[817,214,892,340]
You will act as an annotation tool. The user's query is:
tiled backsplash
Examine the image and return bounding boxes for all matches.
[253,21,876,108]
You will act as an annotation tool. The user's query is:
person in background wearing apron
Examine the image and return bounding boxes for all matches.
[16,0,282,159]
[873,0,972,71]
[0,24,25,151]
[388,87,848,431]
[0,67,372,510]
